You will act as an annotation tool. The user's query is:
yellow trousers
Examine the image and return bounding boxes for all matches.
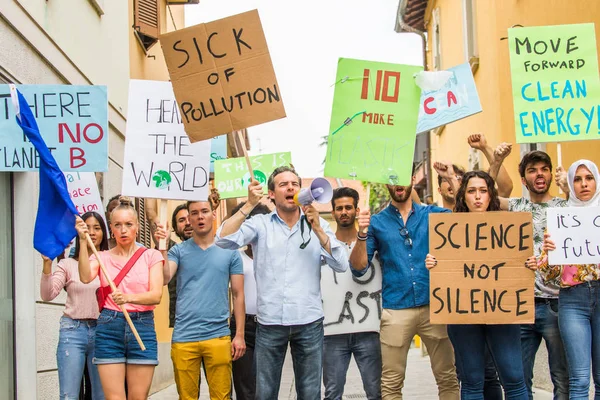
[171,336,232,400]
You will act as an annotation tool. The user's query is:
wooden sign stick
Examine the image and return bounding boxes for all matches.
[237,130,254,180]
[557,143,564,194]
[85,234,146,350]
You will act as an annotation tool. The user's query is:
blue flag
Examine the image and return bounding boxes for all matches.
[11,86,79,259]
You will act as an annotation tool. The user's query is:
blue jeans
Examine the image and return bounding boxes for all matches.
[559,281,600,399]
[323,332,381,400]
[521,300,569,399]
[56,317,104,400]
[455,345,502,400]
[255,318,323,400]
[448,324,528,399]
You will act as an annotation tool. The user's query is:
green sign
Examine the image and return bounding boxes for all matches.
[214,152,292,199]
[508,23,600,144]
[324,58,422,185]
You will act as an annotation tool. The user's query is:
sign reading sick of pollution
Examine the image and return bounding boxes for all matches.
[508,23,600,144]
[160,9,286,143]
[429,212,535,325]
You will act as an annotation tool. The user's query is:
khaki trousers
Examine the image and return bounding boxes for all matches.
[380,305,459,400]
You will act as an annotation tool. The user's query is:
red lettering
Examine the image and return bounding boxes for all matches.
[58,123,80,143]
[424,97,437,114]
[374,70,383,101]
[70,147,86,168]
[387,114,394,125]
[447,91,458,107]
[373,113,379,124]
[82,123,104,144]
[381,71,401,102]
[361,69,370,100]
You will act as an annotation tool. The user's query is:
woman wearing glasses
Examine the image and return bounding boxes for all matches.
[426,170,528,400]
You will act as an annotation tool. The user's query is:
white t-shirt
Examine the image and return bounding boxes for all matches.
[240,250,258,315]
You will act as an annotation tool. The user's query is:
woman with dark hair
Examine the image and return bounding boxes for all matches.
[427,170,528,399]
[538,159,600,398]
[40,211,109,399]
[77,197,165,400]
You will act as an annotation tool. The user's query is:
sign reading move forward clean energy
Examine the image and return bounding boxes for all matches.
[160,9,286,142]
[122,80,210,201]
[324,58,422,186]
[508,23,600,144]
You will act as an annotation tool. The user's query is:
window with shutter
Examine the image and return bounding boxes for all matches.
[134,0,160,51]
[136,198,152,248]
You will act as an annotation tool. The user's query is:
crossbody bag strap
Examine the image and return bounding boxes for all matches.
[112,247,147,287]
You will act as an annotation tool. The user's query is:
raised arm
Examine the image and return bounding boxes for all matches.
[469,134,513,197]
[74,216,100,284]
[349,209,371,271]
[488,142,512,185]
[40,256,67,301]
[219,180,263,238]
[433,161,460,197]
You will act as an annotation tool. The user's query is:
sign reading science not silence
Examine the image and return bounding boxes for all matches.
[160,9,286,142]
[429,212,535,324]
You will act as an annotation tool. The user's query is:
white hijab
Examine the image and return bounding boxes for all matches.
[567,159,600,207]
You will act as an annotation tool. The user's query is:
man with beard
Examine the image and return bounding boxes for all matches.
[349,164,460,400]
[167,204,193,328]
[437,164,465,210]
[216,166,348,400]
[493,150,569,399]
[322,187,382,400]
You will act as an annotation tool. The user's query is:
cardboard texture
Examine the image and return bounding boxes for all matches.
[214,151,291,199]
[429,212,535,324]
[0,84,108,172]
[324,58,422,186]
[122,80,210,201]
[547,206,600,265]
[416,63,482,133]
[508,23,600,144]
[160,10,286,142]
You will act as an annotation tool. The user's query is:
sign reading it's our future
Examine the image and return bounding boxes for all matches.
[160,9,286,143]
[121,80,210,201]
[429,212,535,325]
[214,152,291,199]
[547,206,600,265]
[508,23,600,144]
[0,84,108,172]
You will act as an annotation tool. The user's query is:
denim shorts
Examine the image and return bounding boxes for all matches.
[93,309,158,365]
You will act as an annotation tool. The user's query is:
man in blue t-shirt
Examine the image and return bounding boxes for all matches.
[349,163,460,399]
[162,200,245,400]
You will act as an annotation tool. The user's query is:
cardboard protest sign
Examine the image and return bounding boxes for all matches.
[0,84,108,171]
[322,253,382,335]
[324,58,422,186]
[122,80,210,201]
[210,135,228,173]
[508,23,600,144]
[214,152,291,199]
[160,9,286,142]
[547,206,600,265]
[429,212,535,324]
[416,63,482,133]
[63,172,107,229]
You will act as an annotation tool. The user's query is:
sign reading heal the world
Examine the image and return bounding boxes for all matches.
[547,206,600,265]
[0,84,108,171]
[429,212,535,324]
[416,63,482,133]
[214,151,291,199]
[122,80,210,201]
[324,58,422,186]
[508,23,600,144]
[160,9,286,143]
[322,254,383,335]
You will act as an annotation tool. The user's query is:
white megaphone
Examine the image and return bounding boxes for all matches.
[293,177,333,206]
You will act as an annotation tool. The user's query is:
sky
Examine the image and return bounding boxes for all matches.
[185,0,423,177]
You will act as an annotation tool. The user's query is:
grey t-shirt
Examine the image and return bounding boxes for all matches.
[508,197,567,298]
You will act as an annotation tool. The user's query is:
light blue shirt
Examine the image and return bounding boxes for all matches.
[168,240,243,343]
[216,210,348,326]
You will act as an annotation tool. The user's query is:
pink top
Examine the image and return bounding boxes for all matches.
[91,248,164,312]
[40,258,100,320]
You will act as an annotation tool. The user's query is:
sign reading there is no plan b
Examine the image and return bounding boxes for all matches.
[160,9,286,143]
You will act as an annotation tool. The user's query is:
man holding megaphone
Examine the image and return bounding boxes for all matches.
[216,166,348,400]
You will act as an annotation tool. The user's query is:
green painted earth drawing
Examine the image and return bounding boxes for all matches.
[152,170,172,189]
[241,170,267,188]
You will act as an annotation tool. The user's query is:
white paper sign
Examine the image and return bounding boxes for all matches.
[322,253,383,335]
[547,206,600,265]
[122,80,211,201]
[63,171,107,227]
